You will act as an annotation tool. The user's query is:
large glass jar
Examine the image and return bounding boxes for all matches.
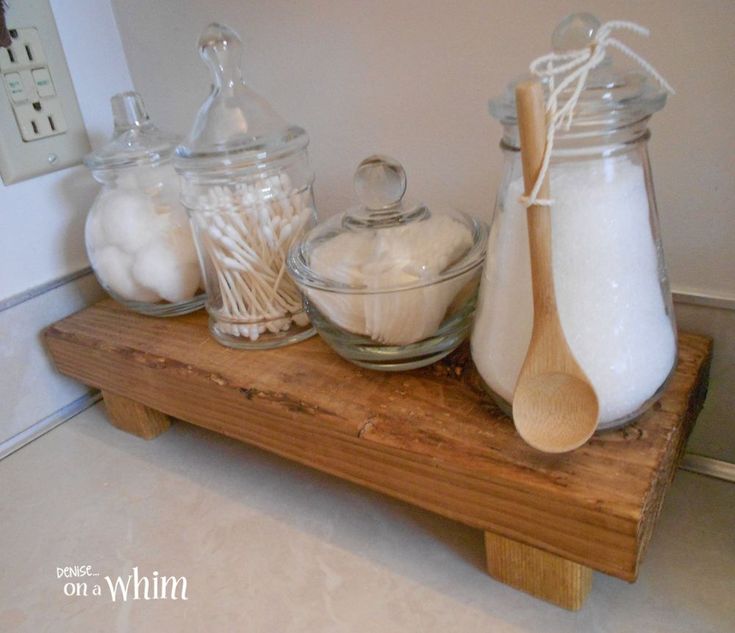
[176,24,316,349]
[84,92,204,316]
[471,14,677,430]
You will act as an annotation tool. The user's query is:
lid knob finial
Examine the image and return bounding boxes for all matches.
[198,23,243,89]
[354,155,407,210]
[552,13,600,52]
[111,91,149,134]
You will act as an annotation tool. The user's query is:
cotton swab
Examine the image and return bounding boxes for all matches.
[193,173,313,341]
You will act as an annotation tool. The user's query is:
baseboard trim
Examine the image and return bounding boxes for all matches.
[672,289,735,311]
[0,391,101,461]
[680,454,735,483]
[0,267,93,314]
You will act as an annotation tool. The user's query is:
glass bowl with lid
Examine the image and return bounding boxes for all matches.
[288,155,488,370]
[84,91,204,316]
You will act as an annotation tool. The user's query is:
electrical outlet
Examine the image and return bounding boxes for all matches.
[0,27,46,69]
[13,98,67,140]
[0,0,90,185]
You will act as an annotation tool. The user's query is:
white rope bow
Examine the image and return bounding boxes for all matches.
[520,20,675,208]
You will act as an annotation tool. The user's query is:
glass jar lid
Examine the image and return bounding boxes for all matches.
[288,155,487,293]
[84,92,179,171]
[175,23,308,176]
[489,13,668,132]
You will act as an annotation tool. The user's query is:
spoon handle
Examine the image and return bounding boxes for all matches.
[515,81,559,336]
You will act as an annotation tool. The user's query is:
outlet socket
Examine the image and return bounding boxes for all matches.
[0,27,46,69]
[13,98,67,140]
[0,1,90,185]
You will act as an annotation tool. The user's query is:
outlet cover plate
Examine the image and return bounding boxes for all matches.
[0,0,90,185]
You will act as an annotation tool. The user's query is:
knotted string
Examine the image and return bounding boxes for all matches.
[520,20,675,208]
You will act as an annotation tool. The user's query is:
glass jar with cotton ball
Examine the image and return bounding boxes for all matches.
[176,23,317,349]
[84,92,204,316]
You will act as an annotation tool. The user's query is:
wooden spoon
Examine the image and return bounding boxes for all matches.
[512,80,599,453]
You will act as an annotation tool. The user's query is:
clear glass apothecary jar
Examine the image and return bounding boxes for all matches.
[84,92,204,316]
[288,155,488,370]
[176,23,316,349]
[471,14,677,430]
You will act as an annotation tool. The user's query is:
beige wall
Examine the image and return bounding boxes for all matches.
[111,0,734,297]
[111,0,734,460]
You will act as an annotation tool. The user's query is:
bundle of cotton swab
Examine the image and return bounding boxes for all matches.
[86,168,202,304]
[306,214,474,345]
[192,173,314,341]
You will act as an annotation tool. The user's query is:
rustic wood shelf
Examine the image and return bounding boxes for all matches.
[45,299,712,610]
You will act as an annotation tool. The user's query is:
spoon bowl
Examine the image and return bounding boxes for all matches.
[513,372,599,453]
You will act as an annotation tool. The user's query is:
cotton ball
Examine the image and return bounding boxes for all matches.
[132,242,200,303]
[166,224,200,265]
[155,171,189,221]
[85,209,107,252]
[94,245,160,302]
[292,311,310,327]
[173,263,201,301]
[97,189,159,253]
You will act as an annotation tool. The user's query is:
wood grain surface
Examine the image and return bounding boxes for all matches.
[101,389,171,439]
[45,299,711,582]
[484,530,593,610]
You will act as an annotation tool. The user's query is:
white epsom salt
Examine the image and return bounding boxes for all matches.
[471,155,676,427]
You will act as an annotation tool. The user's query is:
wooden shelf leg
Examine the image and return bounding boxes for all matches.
[484,531,592,610]
[101,390,171,440]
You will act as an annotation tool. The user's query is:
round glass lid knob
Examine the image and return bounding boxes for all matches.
[552,13,600,52]
[353,155,407,210]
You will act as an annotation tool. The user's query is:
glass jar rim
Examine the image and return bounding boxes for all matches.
[489,70,667,132]
[287,212,488,295]
[174,125,309,177]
